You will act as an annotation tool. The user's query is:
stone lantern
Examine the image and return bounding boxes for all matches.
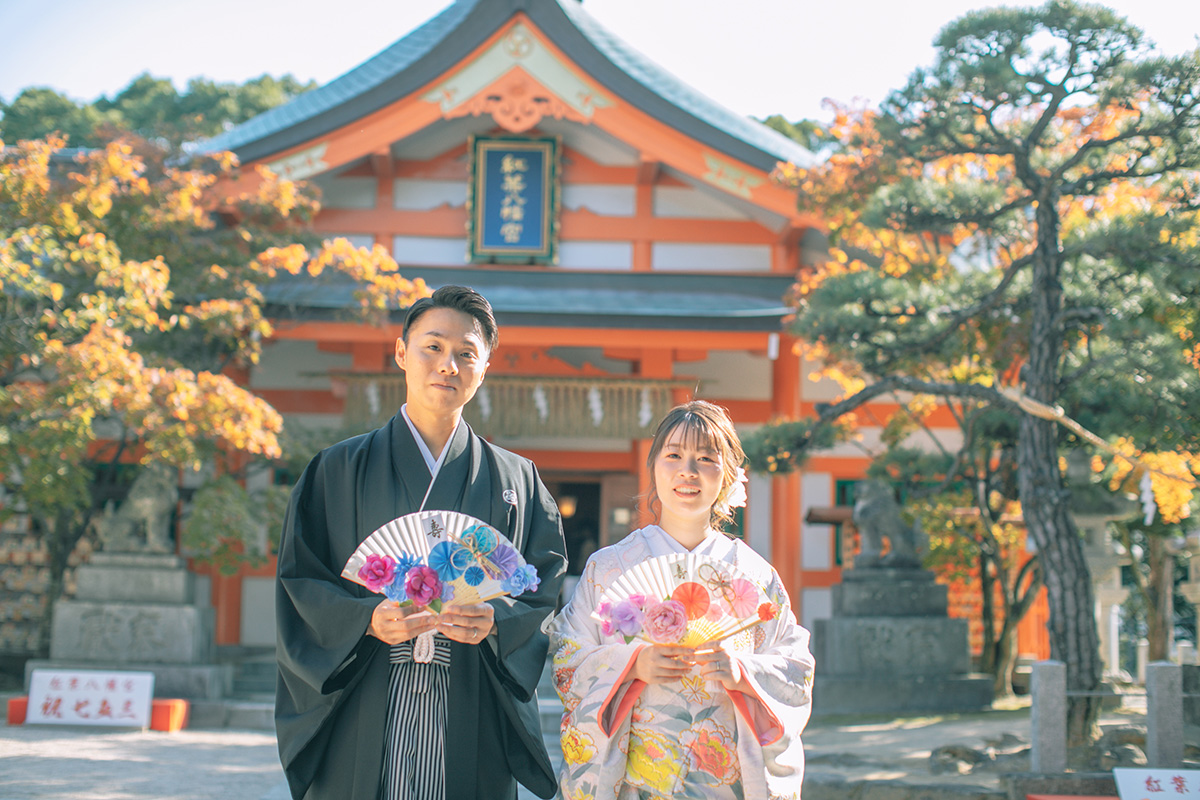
[1177,530,1200,665]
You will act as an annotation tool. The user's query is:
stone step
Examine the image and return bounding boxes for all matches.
[188,698,275,730]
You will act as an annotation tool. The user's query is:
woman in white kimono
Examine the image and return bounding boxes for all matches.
[547,400,814,800]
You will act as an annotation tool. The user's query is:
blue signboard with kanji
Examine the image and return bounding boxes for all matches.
[468,136,560,263]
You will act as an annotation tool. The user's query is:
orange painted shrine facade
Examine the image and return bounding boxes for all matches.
[184,0,1050,663]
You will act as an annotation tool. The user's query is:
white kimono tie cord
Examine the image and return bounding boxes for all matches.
[413,631,436,663]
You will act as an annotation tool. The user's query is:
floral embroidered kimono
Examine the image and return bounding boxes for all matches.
[547,525,814,800]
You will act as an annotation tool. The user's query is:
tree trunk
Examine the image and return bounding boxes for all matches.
[37,508,86,655]
[993,619,1019,699]
[1144,535,1173,662]
[979,547,998,675]
[1018,201,1102,748]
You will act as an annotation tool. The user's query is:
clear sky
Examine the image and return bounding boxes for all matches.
[1,0,1197,122]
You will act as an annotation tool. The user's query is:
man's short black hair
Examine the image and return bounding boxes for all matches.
[402,285,499,353]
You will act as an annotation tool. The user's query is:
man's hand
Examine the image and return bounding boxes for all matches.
[435,602,496,645]
[368,600,439,645]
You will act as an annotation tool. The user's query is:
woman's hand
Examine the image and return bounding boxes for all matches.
[631,644,695,685]
[368,600,439,645]
[435,602,495,645]
[691,646,751,692]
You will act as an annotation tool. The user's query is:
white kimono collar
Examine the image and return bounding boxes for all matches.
[640,524,736,560]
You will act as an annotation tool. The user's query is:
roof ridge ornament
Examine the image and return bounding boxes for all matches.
[426,21,611,133]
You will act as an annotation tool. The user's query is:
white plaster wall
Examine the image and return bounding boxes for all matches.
[802,587,832,630]
[653,186,750,220]
[540,119,638,166]
[745,471,773,560]
[251,340,353,391]
[801,472,833,570]
[319,233,375,250]
[557,241,633,270]
[282,413,351,431]
[240,577,276,647]
[692,351,772,401]
[313,175,376,209]
[799,359,847,402]
[488,436,632,452]
[652,243,771,272]
[393,178,466,211]
[393,236,468,266]
[562,184,636,216]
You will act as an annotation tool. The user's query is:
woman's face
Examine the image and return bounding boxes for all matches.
[394,307,490,421]
[652,424,725,531]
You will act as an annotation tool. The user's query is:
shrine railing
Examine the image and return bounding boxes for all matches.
[337,374,693,439]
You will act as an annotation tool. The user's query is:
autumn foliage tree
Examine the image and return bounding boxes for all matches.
[746,0,1200,747]
[0,134,427,649]
[1102,445,1200,662]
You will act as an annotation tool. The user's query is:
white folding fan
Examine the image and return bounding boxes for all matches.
[593,552,778,649]
[342,510,537,610]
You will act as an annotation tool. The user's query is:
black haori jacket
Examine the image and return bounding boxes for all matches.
[275,415,566,799]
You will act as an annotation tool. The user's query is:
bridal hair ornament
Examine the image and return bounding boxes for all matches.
[724,467,748,509]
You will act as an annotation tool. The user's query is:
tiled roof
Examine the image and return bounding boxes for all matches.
[198,0,478,158]
[196,0,815,172]
[556,0,816,170]
[263,267,794,332]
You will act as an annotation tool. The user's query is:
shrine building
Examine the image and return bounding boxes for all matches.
[192,0,1006,655]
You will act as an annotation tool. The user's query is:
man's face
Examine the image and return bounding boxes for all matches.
[394,307,490,420]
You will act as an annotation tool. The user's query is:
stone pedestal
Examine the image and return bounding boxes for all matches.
[26,552,231,699]
[812,567,993,716]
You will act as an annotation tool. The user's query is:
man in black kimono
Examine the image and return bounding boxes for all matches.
[275,285,567,799]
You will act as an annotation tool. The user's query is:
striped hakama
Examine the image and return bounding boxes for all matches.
[378,635,453,800]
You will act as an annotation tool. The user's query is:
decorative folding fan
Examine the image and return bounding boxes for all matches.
[593,553,778,649]
[342,510,539,612]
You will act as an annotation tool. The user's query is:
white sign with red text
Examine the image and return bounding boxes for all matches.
[27,668,154,728]
[1115,768,1200,800]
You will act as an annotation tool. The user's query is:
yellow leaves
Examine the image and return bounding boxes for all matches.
[33,323,284,463]
[307,238,432,317]
[146,166,218,227]
[253,244,308,277]
[948,355,995,386]
[1186,343,1200,373]
[813,363,867,396]
[252,165,313,219]
[1104,437,1200,525]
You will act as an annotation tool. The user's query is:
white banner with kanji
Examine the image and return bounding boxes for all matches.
[26,668,154,728]
[1116,768,1200,800]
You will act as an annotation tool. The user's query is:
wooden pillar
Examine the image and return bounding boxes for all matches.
[372,149,394,249]
[633,158,658,272]
[212,570,242,646]
[771,334,803,605]
[635,438,654,529]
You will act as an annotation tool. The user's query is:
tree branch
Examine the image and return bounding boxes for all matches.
[878,253,1034,370]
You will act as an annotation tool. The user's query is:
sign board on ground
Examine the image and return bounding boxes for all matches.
[1115,768,1200,800]
[26,668,154,728]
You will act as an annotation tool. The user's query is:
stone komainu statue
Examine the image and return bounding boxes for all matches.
[92,462,179,553]
[852,479,928,570]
